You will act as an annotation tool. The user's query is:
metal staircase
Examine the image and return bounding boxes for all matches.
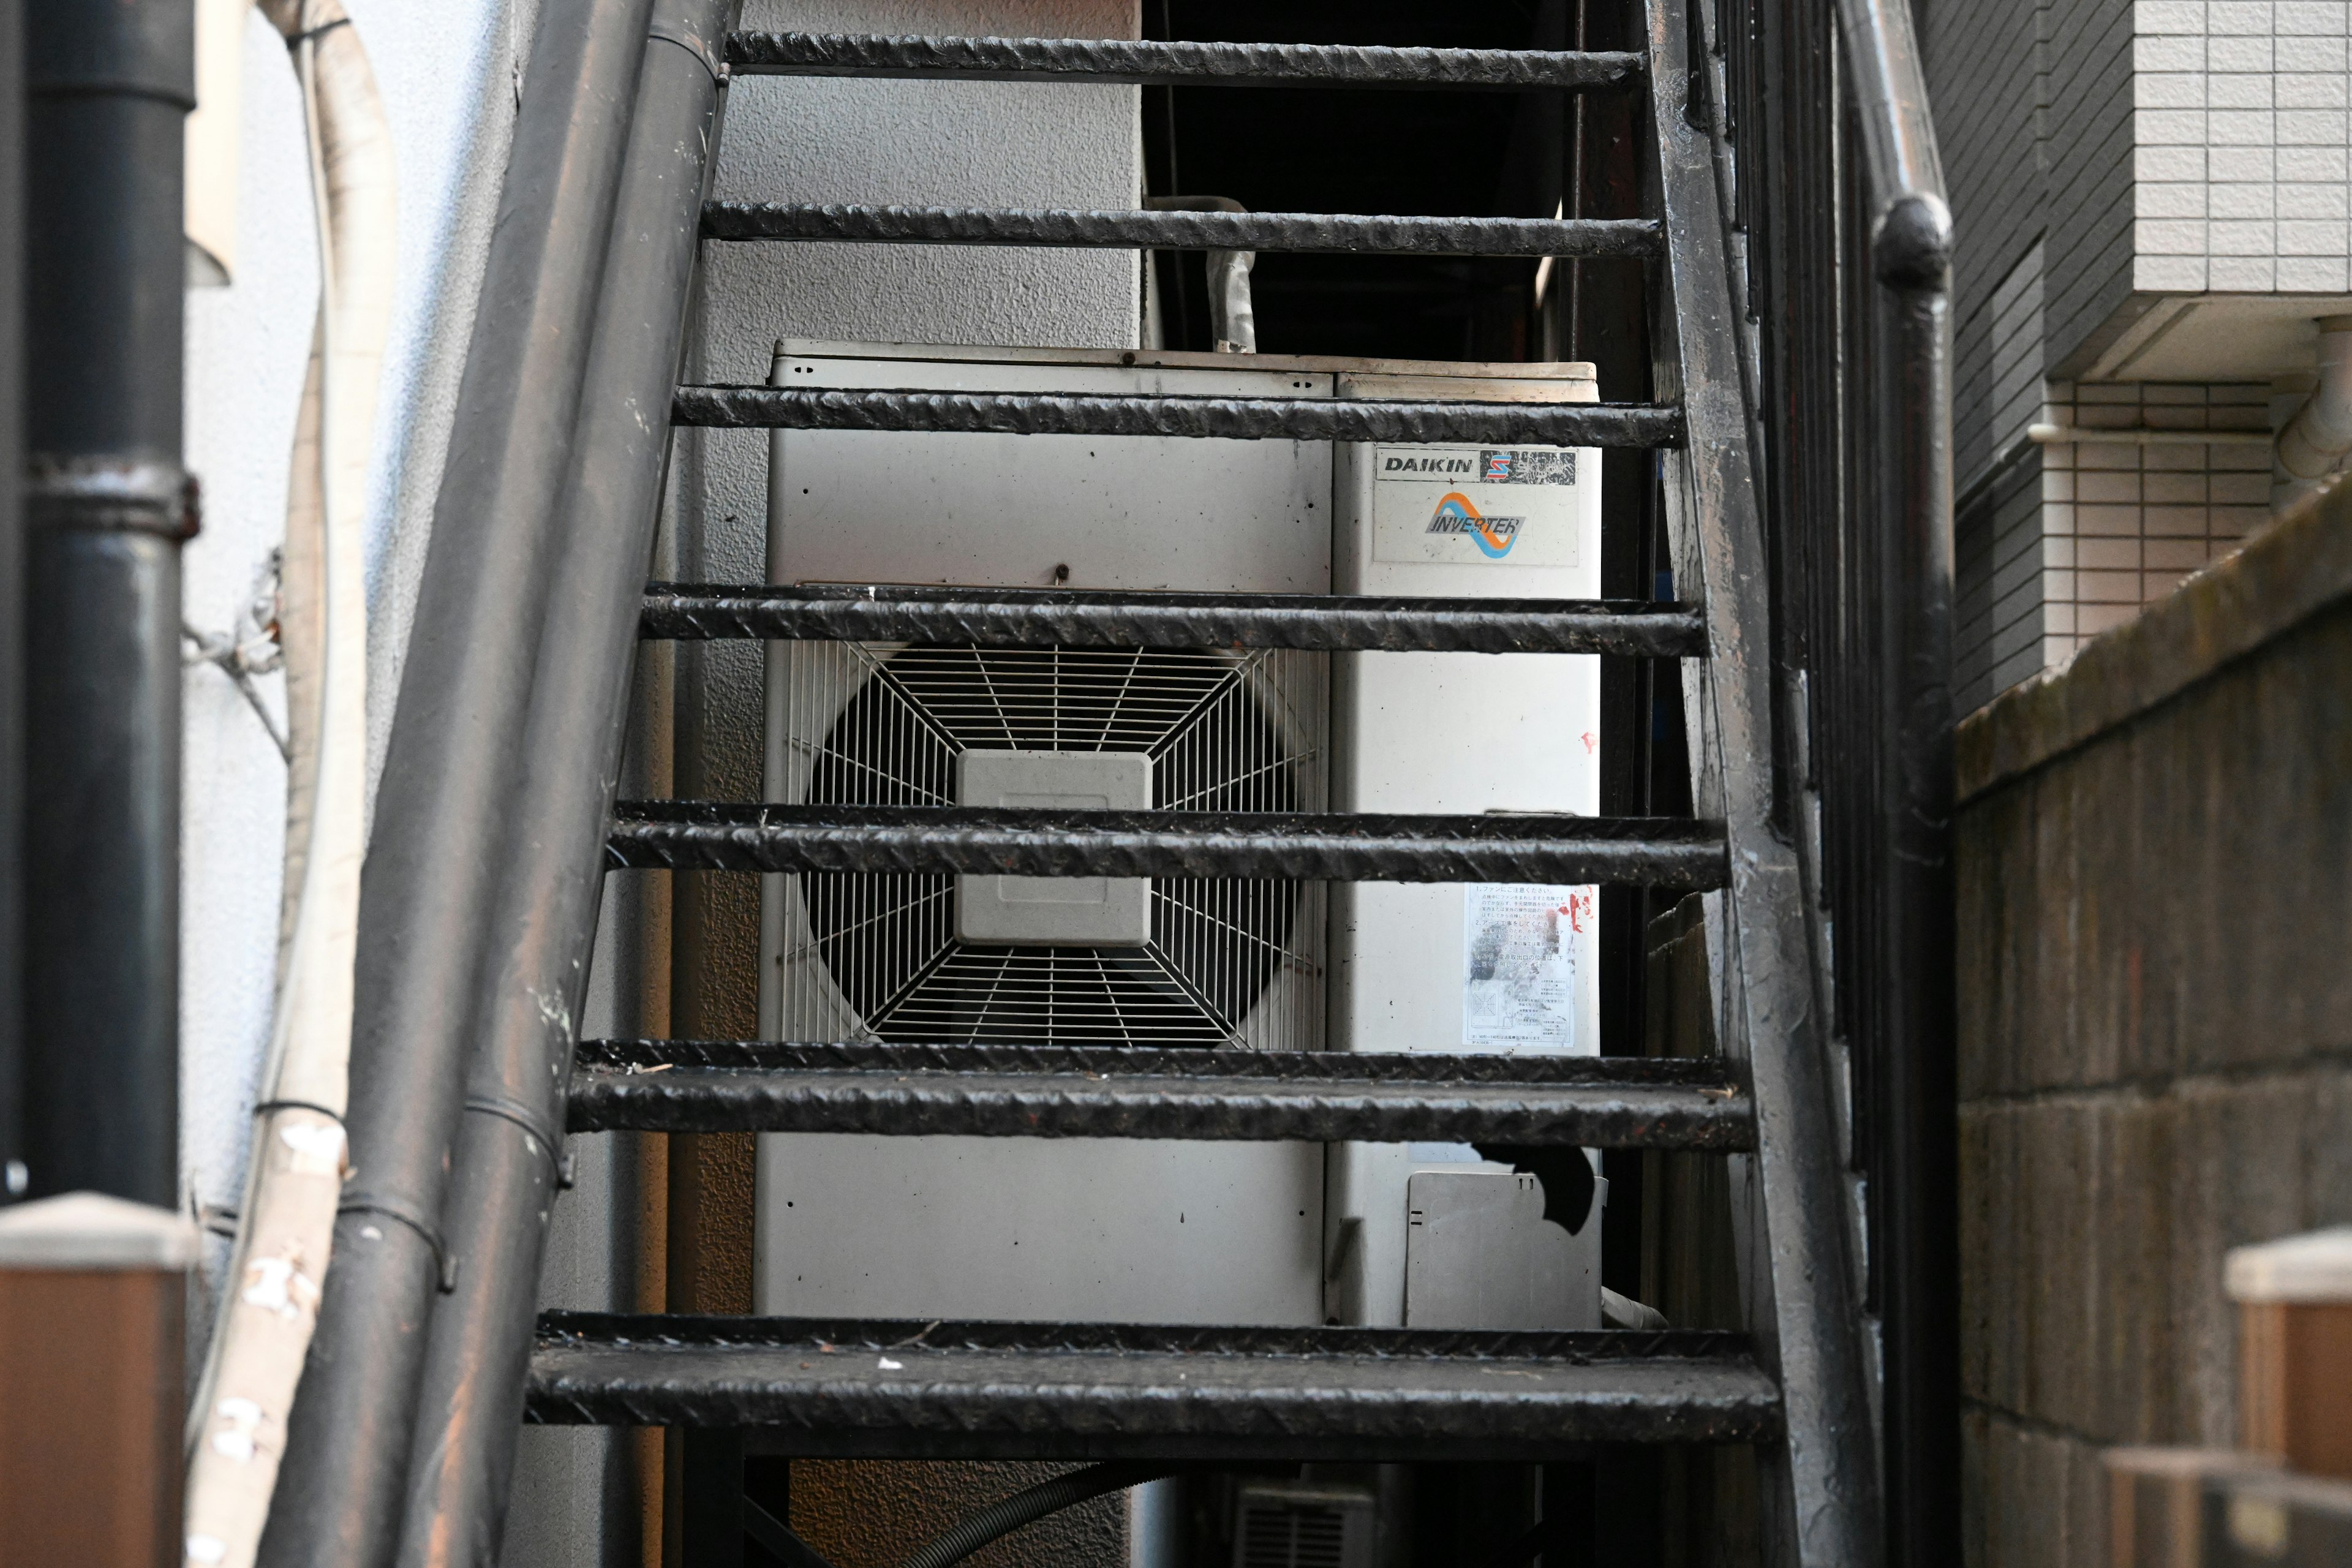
[260,2,1954,1566]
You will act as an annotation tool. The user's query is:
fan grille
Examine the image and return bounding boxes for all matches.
[774,643,1327,1049]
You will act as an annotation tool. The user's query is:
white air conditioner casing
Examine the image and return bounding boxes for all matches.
[753,342,1600,1332]
[1324,366,1605,1331]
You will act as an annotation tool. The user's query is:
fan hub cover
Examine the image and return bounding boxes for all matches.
[955,748,1152,946]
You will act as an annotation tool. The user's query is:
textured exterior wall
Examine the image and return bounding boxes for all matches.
[2048,0,2139,374]
[179,0,1142,1561]
[1928,0,2137,486]
[1932,0,2352,710]
[790,1461,1123,1568]
[1954,382,2267,712]
[1954,450,2048,712]
[1953,486,2352,1568]
[1929,0,2052,489]
[2133,0,2352,295]
[2031,383,2269,657]
[180,0,540,1306]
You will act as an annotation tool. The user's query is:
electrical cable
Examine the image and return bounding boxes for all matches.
[895,1461,1185,1568]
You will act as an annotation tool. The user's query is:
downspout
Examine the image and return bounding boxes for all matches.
[183,4,394,1566]
[23,0,194,1209]
[391,4,737,1558]
[2273,315,2352,508]
[0,0,24,1203]
[258,2,658,1562]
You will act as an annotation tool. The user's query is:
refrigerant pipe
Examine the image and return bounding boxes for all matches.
[183,4,394,1566]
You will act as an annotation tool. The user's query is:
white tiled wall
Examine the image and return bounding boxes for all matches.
[2135,0,2352,292]
[2033,382,2271,665]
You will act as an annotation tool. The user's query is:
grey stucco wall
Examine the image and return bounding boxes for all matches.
[1953,492,2352,1568]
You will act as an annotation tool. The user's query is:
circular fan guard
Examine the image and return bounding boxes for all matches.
[797,644,1315,1047]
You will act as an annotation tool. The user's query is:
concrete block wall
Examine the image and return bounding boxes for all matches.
[1953,481,2352,1568]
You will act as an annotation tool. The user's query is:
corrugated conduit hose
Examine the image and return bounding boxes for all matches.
[895,1461,1186,1568]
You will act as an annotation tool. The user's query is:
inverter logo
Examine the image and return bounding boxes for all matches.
[1424,492,1524,559]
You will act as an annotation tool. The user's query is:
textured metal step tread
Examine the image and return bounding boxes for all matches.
[605,804,1728,887]
[567,1039,1754,1148]
[527,1314,1780,1457]
[638,583,1709,657]
[672,385,1682,448]
[704,204,1660,258]
[722,34,1646,91]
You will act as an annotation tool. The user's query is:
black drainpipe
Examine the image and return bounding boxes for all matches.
[258,1,658,1562]
[0,0,26,1202]
[21,0,194,1207]
[392,1,736,1558]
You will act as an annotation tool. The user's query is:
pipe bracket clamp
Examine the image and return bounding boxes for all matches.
[26,459,200,540]
[462,1091,570,1191]
[338,1193,459,1292]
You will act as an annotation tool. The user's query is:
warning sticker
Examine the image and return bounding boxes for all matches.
[1463,884,1596,1050]
[1372,444,1586,566]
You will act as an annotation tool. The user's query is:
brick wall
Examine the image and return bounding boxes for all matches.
[1953,486,2352,1568]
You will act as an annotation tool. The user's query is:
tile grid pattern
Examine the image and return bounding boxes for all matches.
[2034,381,2272,666]
[2135,0,2352,293]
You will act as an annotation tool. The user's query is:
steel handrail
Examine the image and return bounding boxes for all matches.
[1830,1,1961,1564]
[1832,0,1951,285]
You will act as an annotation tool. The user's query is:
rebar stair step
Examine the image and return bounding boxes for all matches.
[641,582,1709,656]
[527,1316,1781,1458]
[567,1040,1754,1147]
[606,803,1727,886]
[704,203,1661,257]
[673,383,1681,445]
[722,32,1646,89]
[317,7,1894,1562]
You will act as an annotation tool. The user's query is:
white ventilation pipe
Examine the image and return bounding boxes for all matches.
[1144,195,1257,352]
[183,3,395,1565]
[2275,314,2352,488]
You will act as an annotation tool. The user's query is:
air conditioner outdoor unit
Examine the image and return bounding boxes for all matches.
[753,341,1603,1333]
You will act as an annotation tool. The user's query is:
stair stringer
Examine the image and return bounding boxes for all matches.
[1642,0,1887,1563]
